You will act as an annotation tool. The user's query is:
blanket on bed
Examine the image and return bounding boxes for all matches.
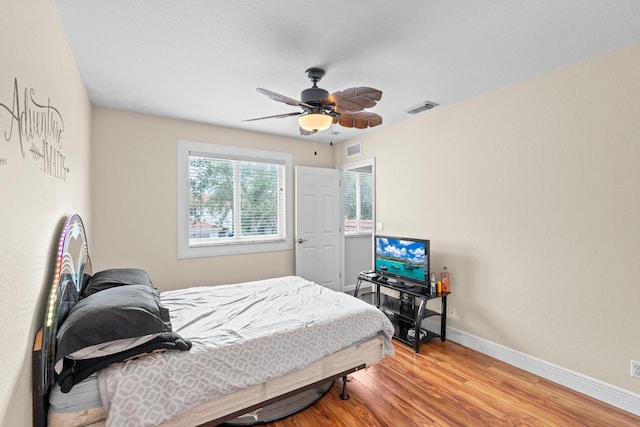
[97,276,394,426]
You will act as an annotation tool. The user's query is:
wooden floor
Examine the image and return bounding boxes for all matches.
[263,339,640,427]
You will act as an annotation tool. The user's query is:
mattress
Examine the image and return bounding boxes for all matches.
[48,374,105,427]
[95,276,394,426]
[47,338,386,427]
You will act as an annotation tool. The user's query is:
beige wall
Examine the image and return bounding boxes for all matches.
[0,1,92,425]
[2,1,638,423]
[335,43,640,395]
[91,108,333,290]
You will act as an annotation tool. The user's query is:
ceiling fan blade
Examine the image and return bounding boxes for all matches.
[256,88,314,109]
[243,111,302,122]
[337,112,383,129]
[323,87,382,113]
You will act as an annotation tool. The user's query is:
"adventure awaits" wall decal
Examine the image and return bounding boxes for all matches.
[0,78,69,181]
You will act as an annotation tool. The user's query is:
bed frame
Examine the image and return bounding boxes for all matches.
[33,214,385,426]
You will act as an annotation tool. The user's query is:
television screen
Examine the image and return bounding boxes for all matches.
[374,235,430,285]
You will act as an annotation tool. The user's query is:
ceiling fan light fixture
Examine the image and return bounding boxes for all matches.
[298,113,333,132]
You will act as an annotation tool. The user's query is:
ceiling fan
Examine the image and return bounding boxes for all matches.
[244,68,383,135]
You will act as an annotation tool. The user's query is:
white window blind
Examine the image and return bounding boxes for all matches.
[177,140,292,258]
[188,155,285,246]
[343,169,373,234]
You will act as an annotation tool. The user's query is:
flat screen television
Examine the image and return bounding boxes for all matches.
[374,235,430,286]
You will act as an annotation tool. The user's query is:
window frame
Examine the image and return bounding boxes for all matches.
[177,140,293,258]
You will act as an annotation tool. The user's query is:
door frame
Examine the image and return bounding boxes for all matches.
[339,157,376,293]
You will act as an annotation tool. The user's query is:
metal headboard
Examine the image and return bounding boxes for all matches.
[33,214,92,427]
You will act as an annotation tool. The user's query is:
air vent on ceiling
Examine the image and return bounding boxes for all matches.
[346,142,362,158]
[405,101,438,114]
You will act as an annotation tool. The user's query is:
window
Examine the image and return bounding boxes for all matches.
[177,140,292,258]
[343,167,373,235]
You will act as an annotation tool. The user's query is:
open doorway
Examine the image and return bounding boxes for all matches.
[340,158,375,293]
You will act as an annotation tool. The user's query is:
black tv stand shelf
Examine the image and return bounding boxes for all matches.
[355,273,449,353]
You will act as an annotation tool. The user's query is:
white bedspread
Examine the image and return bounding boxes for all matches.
[97,276,394,426]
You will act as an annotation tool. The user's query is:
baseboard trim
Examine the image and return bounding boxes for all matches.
[421,319,640,416]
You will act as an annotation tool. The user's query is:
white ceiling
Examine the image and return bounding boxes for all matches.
[55,0,640,144]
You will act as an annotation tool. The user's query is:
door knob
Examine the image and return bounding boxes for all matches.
[297,238,308,244]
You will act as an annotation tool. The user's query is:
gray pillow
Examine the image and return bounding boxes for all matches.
[55,284,171,373]
[81,268,152,297]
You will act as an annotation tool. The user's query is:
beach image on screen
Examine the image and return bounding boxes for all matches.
[375,237,426,283]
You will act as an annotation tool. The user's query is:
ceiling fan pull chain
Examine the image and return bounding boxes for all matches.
[330,123,334,146]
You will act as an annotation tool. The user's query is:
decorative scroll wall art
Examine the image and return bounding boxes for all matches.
[0,78,69,180]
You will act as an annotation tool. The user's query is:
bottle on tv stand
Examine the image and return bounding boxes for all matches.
[441,266,450,292]
[429,272,437,295]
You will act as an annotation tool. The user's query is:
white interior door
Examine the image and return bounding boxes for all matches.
[295,166,342,291]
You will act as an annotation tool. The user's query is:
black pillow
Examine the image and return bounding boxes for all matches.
[81,268,152,297]
[55,284,172,372]
[57,332,192,393]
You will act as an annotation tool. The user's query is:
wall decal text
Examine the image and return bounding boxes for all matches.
[0,78,69,180]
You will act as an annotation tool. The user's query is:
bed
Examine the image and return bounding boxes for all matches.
[33,214,394,426]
